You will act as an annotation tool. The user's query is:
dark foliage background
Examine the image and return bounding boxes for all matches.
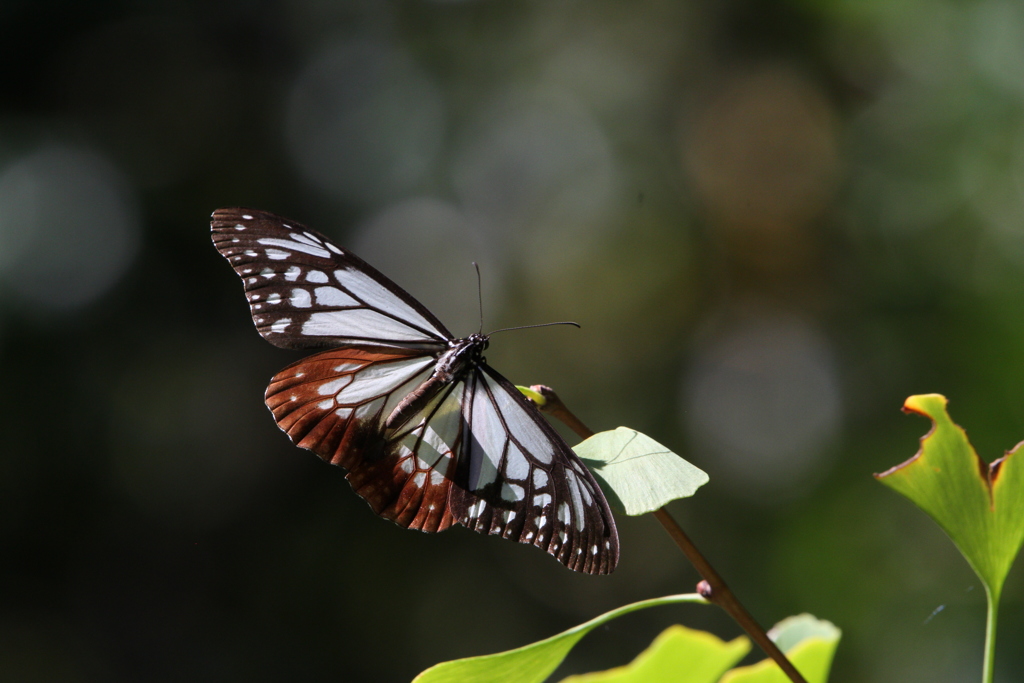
[2,1,1023,681]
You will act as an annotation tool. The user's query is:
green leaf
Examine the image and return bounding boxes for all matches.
[558,624,750,683]
[719,615,841,683]
[573,427,709,516]
[875,394,1024,599]
[411,594,707,683]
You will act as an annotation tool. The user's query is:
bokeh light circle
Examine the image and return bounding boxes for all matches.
[285,38,446,206]
[0,145,139,312]
[682,308,843,500]
[452,90,619,256]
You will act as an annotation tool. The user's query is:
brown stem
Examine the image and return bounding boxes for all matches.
[529,384,808,683]
[653,511,807,683]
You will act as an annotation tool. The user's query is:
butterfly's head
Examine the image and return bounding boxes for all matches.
[467,332,490,352]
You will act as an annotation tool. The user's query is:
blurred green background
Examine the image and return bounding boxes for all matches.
[2,0,1023,681]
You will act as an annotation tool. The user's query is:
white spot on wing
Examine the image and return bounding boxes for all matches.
[260,268,275,279]
[481,373,555,465]
[333,356,433,404]
[258,237,330,258]
[317,377,352,395]
[314,286,359,307]
[289,288,312,308]
[270,318,291,333]
[285,266,301,281]
[532,469,549,488]
[266,249,290,260]
[333,268,443,337]
[533,493,552,508]
[354,396,386,422]
[578,480,593,505]
[332,362,362,373]
[567,475,586,531]
[468,382,507,490]
[504,444,530,481]
[301,309,439,342]
[306,270,329,283]
[266,293,281,304]
[242,214,253,220]
[467,500,486,519]
[291,232,322,247]
[501,483,525,502]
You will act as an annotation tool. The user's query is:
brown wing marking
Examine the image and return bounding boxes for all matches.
[265,345,457,532]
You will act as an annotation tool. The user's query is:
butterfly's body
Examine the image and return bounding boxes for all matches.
[387,334,488,431]
[212,208,618,574]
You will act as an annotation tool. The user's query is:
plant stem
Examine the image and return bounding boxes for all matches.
[652,510,807,683]
[530,384,808,683]
[983,585,998,683]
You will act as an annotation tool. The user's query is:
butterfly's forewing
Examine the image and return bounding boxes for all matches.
[211,208,451,350]
[451,365,619,574]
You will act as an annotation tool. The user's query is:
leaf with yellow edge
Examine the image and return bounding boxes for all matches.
[559,625,749,683]
[875,394,1024,600]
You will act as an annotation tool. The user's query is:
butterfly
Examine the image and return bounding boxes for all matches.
[211,208,619,574]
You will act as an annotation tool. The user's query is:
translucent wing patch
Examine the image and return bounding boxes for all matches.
[450,365,619,574]
[378,383,467,532]
[211,208,451,350]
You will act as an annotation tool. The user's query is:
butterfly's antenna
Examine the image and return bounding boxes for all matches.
[487,321,581,335]
[473,262,484,334]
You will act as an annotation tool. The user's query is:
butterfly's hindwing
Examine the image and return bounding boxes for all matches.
[378,382,466,532]
[266,347,435,469]
[267,347,461,533]
[211,208,451,350]
[448,365,619,574]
